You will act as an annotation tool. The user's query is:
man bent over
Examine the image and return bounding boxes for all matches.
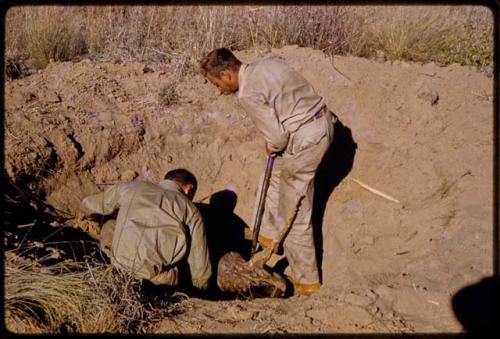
[201,48,336,295]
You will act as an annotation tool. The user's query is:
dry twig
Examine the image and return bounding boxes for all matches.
[349,177,400,204]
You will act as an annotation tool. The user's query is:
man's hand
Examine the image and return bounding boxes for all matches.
[120,169,138,182]
[265,144,278,157]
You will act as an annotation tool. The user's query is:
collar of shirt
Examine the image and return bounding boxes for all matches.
[158,179,184,194]
[237,63,249,98]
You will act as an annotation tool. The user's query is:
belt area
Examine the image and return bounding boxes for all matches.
[303,106,328,126]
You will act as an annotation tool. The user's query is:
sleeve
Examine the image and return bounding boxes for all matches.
[184,205,212,290]
[80,184,121,216]
[239,93,290,153]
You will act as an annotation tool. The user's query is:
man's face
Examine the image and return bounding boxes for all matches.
[206,69,238,94]
[182,184,196,201]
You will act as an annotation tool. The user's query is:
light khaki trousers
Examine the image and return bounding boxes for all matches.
[100,219,179,286]
[252,111,335,284]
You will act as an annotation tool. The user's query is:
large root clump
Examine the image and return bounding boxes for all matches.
[217,251,286,298]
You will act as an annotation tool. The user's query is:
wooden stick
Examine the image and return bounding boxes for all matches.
[349,177,400,204]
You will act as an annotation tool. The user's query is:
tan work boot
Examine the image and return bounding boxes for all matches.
[243,227,272,248]
[286,275,321,296]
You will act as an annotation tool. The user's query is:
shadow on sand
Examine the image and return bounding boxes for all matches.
[311,119,357,283]
[451,276,499,335]
[3,175,104,266]
[195,189,252,299]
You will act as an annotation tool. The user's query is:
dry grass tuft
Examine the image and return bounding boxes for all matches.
[4,248,185,334]
[5,5,493,72]
[5,255,116,333]
[364,6,493,67]
[20,6,87,68]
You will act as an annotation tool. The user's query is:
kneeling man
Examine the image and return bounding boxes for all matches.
[80,169,211,292]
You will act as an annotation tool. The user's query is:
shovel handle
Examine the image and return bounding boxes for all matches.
[251,155,275,255]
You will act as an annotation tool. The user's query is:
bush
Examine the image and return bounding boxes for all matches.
[18,6,87,68]
[363,6,493,67]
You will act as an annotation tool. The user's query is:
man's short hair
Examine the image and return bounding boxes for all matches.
[200,48,242,78]
[164,168,197,190]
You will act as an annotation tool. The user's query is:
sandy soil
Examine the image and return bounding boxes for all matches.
[4,45,494,333]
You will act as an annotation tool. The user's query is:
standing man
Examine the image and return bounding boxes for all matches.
[80,168,212,292]
[201,48,337,295]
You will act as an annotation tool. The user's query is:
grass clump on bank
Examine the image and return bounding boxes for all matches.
[5,5,494,72]
[363,6,493,67]
[4,249,183,334]
[15,7,86,68]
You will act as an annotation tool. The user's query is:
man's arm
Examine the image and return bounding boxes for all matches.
[184,206,212,290]
[239,93,290,153]
[80,183,121,216]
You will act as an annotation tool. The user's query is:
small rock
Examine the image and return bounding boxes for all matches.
[306,307,336,323]
[24,91,37,103]
[41,90,62,103]
[417,87,439,106]
[221,305,258,322]
[143,65,154,73]
[421,63,437,77]
[179,134,192,145]
[374,285,394,300]
[232,309,257,321]
[375,50,386,63]
[365,289,378,300]
[369,304,380,314]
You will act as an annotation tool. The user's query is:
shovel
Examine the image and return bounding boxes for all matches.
[216,156,302,297]
[251,155,275,257]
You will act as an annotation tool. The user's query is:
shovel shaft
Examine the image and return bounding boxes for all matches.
[251,155,275,255]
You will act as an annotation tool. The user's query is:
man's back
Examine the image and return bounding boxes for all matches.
[238,57,325,133]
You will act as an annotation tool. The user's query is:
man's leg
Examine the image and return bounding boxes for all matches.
[279,165,319,285]
[150,233,187,287]
[279,114,334,287]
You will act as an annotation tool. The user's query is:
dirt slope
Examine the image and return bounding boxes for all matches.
[4,45,494,333]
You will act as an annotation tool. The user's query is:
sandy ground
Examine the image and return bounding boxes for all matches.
[4,45,495,333]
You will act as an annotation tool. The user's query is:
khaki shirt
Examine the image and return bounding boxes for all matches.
[238,58,326,153]
[81,179,211,290]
